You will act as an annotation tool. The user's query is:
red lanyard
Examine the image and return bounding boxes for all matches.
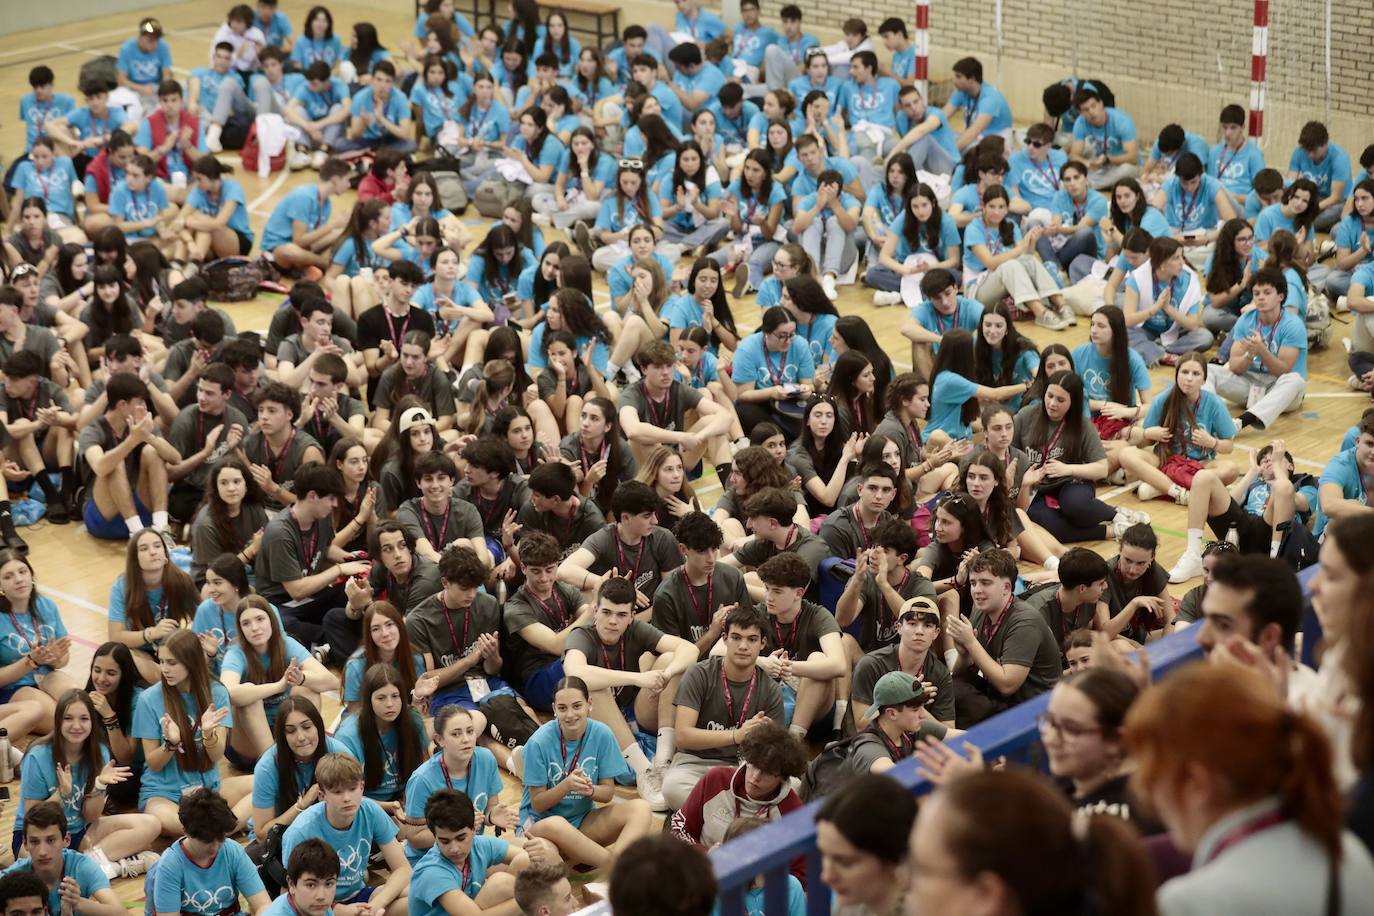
[421,502,452,549]
[558,726,586,774]
[383,309,411,349]
[474,481,506,529]
[984,222,1005,255]
[1205,810,1285,864]
[1036,419,1068,469]
[261,429,297,482]
[874,724,914,761]
[1215,144,1242,179]
[14,391,38,421]
[439,596,471,656]
[614,528,646,584]
[720,663,758,729]
[979,595,1015,645]
[772,614,800,656]
[439,754,469,793]
[851,398,864,431]
[684,572,713,625]
[1072,196,1087,224]
[906,419,924,449]
[1032,158,1061,190]
[782,525,798,550]
[599,637,626,674]
[5,610,39,652]
[763,347,789,387]
[881,569,911,632]
[1259,316,1281,354]
[297,519,320,572]
[643,384,672,428]
[1176,394,1202,454]
[851,506,872,550]
[934,302,959,336]
[530,588,567,630]
[579,437,609,471]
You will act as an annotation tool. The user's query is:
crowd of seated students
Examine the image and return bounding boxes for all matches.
[2,0,1374,913]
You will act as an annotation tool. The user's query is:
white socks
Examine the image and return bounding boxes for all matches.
[1043,555,1059,573]
[1168,484,1185,503]
[125,516,146,534]
[152,510,169,529]
[1186,528,1203,555]
[832,700,848,730]
[654,727,676,768]
[622,742,651,778]
[788,724,807,740]
[1271,539,1282,558]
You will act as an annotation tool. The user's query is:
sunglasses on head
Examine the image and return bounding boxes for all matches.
[1027,139,1047,149]
[618,158,644,170]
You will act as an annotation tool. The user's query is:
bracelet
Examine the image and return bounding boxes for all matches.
[162,739,183,754]
[103,716,121,731]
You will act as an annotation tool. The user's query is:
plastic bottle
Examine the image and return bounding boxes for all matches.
[0,728,12,783]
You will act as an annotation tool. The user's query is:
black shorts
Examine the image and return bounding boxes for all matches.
[234,230,254,256]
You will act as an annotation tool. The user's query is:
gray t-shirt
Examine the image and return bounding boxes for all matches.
[731,526,829,583]
[967,599,1061,704]
[396,496,485,552]
[1012,405,1106,492]
[0,377,72,422]
[239,429,323,507]
[762,600,841,659]
[957,446,1031,503]
[256,509,336,605]
[852,644,955,725]
[819,505,895,561]
[651,563,751,646]
[268,305,358,355]
[454,476,531,540]
[873,410,923,473]
[673,656,785,761]
[159,307,238,345]
[1105,554,1170,642]
[514,496,605,556]
[367,555,443,613]
[168,406,250,489]
[374,364,456,421]
[189,501,269,584]
[407,591,503,667]
[76,416,142,485]
[1020,584,1098,655]
[576,524,683,600]
[84,369,170,404]
[276,333,355,366]
[564,618,666,706]
[615,379,703,434]
[0,324,60,373]
[851,569,938,652]
[504,582,585,682]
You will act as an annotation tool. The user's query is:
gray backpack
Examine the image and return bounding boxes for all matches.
[473,179,524,218]
[430,170,468,212]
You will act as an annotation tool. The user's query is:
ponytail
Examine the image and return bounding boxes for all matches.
[1277,710,1344,864]
[466,359,516,435]
[1078,812,1159,916]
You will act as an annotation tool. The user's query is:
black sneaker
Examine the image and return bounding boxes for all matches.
[573,220,594,257]
[1238,410,1264,429]
[46,498,70,524]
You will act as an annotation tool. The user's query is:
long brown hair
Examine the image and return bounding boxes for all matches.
[1154,352,1210,463]
[357,663,425,793]
[1125,662,1343,863]
[361,601,419,700]
[158,628,217,773]
[937,768,1157,916]
[271,695,329,814]
[634,445,698,509]
[465,359,516,435]
[204,457,266,556]
[236,595,289,686]
[123,530,198,629]
[38,690,107,798]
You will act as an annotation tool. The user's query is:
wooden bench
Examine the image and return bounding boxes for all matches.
[417,0,622,54]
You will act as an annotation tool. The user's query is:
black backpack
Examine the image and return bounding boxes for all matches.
[797,729,887,801]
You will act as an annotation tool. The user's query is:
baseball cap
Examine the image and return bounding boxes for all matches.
[9,263,38,281]
[897,595,941,625]
[398,406,437,433]
[140,17,163,36]
[860,671,926,722]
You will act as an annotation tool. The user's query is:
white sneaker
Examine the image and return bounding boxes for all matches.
[530,211,551,228]
[1136,481,1163,501]
[311,149,328,170]
[118,850,160,878]
[1107,468,1127,486]
[1035,309,1070,331]
[204,124,223,153]
[1172,486,1190,507]
[287,146,311,171]
[1169,547,1205,584]
[1336,295,1350,313]
[506,744,524,779]
[821,274,838,301]
[872,290,903,306]
[88,848,119,881]
[1111,507,1151,540]
[638,766,668,812]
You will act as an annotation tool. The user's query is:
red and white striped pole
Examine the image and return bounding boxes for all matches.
[1249,0,1268,139]
[914,0,929,100]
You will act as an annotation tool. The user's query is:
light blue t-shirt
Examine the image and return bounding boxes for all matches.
[65,106,128,147]
[190,599,283,677]
[912,296,983,348]
[256,10,294,47]
[1149,131,1211,171]
[1289,142,1352,200]
[948,83,1013,136]
[927,372,980,440]
[187,177,254,245]
[674,7,726,41]
[841,77,902,130]
[350,85,412,140]
[1255,203,1314,245]
[963,218,1022,275]
[1209,140,1267,198]
[250,736,350,822]
[1072,108,1138,162]
[863,184,909,238]
[724,178,788,242]
[282,799,399,901]
[730,332,815,389]
[3,850,109,916]
[1353,263,1374,297]
[1049,188,1109,257]
[117,37,173,87]
[13,157,81,219]
[731,24,780,68]
[108,179,170,239]
[895,105,960,162]
[190,67,236,114]
[413,280,486,336]
[0,595,67,689]
[1071,343,1151,406]
[677,350,720,389]
[466,248,537,305]
[1141,387,1237,460]
[1333,215,1374,267]
[1160,174,1224,233]
[709,875,807,916]
[403,748,504,861]
[290,77,350,120]
[223,635,312,723]
[1314,448,1367,536]
[335,708,426,801]
[461,99,510,144]
[790,157,858,201]
[527,319,610,375]
[1006,149,1068,210]
[889,211,960,261]
[414,9,475,40]
[150,838,264,916]
[519,718,628,827]
[17,741,109,834]
[673,63,728,118]
[290,35,344,68]
[793,314,838,368]
[1123,268,1202,336]
[343,651,426,704]
[131,681,235,804]
[410,837,510,914]
[410,81,472,137]
[594,193,662,236]
[262,184,332,252]
[19,92,76,152]
[658,174,724,233]
[1229,308,1308,377]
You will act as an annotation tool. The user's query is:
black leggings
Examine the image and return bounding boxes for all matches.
[736,400,801,440]
[1028,480,1116,543]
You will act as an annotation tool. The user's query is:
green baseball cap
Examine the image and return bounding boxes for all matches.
[860,671,926,722]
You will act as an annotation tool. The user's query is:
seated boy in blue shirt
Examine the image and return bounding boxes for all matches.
[260,840,337,916]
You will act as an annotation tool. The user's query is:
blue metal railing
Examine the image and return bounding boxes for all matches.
[574,627,1208,915]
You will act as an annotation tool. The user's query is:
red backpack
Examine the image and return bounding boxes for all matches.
[239,122,286,173]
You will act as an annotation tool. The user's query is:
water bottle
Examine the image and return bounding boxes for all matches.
[0,728,12,783]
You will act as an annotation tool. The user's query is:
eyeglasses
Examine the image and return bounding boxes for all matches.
[618,158,644,170]
[1036,712,1103,740]
[769,330,796,342]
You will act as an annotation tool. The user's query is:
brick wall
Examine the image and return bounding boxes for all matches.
[748,0,1371,161]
